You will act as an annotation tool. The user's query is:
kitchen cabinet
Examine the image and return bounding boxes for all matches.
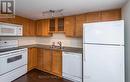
[22,18,36,36]
[43,49,52,72]
[49,18,56,32]
[49,18,64,33]
[58,18,64,32]
[37,48,52,72]
[52,50,62,77]
[22,18,30,36]
[28,48,37,71]
[101,9,121,21]
[36,19,51,36]
[37,48,44,70]
[86,12,101,23]
[64,16,75,37]
[36,48,62,77]
[28,20,36,36]
[36,20,42,36]
[64,15,85,37]
[75,14,86,37]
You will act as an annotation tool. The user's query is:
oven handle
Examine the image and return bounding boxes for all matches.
[7,55,22,63]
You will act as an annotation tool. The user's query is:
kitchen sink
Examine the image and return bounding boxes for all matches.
[50,46,64,50]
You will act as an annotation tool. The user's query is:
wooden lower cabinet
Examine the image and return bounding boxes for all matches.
[43,49,52,72]
[37,48,44,70]
[52,50,62,77]
[35,48,62,77]
[28,48,37,71]
[37,48,52,72]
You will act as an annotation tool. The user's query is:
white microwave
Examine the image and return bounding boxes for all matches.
[0,23,23,36]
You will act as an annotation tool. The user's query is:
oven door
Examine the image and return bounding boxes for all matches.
[0,24,17,36]
[0,49,27,75]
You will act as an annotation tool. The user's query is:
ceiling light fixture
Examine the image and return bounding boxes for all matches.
[42,9,63,19]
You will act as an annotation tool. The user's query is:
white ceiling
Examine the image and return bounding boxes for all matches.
[15,0,128,20]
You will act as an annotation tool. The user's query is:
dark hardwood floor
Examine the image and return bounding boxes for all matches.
[12,69,73,82]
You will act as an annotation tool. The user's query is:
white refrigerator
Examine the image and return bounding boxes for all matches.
[83,20,124,82]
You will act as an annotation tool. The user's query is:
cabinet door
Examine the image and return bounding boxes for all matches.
[75,14,86,37]
[58,18,64,32]
[37,48,44,70]
[42,19,50,36]
[101,9,121,21]
[52,50,62,77]
[49,18,56,32]
[64,16,75,37]
[43,49,52,72]
[28,20,36,36]
[28,48,37,71]
[21,18,30,36]
[36,20,42,36]
[36,19,50,36]
[86,12,101,23]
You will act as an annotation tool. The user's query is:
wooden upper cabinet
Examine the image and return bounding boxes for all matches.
[101,9,121,21]
[0,18,9,23]
[36,20,42,36]
[28,48,37,71]
[36,19,51,36]
[22,18,30,36]
[52,50,62,77]
[49,18,56,32]
[28,20,36,36]
[58,18,64,32]
[64,16,75,37]
[75,14,86,37]
[43,19,51,36]
[49,18,64,33]
[86,12,101,23]
[13,16,36,36]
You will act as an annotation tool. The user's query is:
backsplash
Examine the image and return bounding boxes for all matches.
[36,33,83,48]
[0,33,82,48]
[18,37,36,46]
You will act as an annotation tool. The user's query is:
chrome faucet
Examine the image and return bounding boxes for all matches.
[57,41,62,49]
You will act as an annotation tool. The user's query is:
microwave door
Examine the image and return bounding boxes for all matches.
[0,25,17,36]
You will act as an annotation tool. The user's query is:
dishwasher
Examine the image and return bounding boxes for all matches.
[62,52,82,82]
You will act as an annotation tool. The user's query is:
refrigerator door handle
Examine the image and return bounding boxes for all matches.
[83,45,86,61]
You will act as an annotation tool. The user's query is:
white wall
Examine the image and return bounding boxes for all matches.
[36,33,82,48]
[122,1,130,82]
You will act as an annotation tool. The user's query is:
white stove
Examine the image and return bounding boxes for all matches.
[0,40,27,82]
[0,40,18,49]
